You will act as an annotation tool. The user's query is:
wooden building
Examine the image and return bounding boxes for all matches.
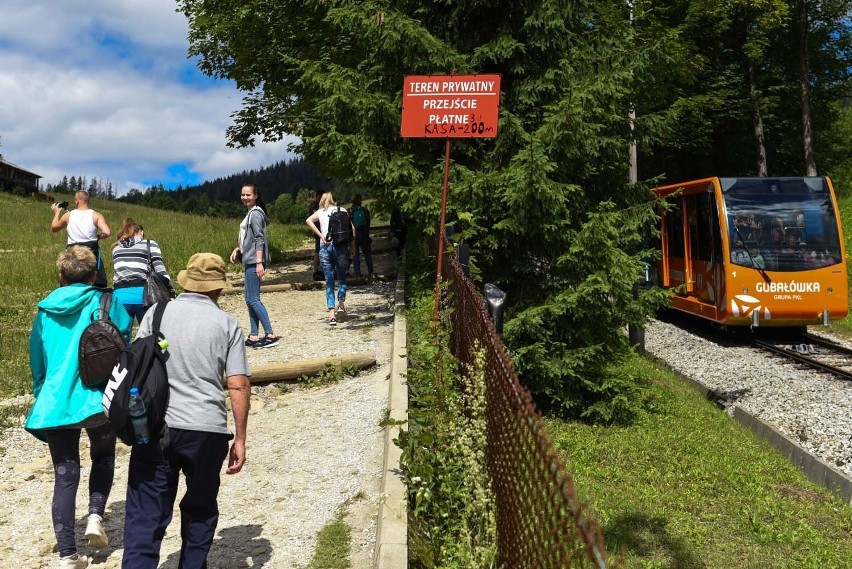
[0,154,42,192]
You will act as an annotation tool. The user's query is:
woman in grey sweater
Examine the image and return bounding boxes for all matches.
[229,183,279,348]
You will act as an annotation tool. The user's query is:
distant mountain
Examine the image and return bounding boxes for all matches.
[125,157,338,206]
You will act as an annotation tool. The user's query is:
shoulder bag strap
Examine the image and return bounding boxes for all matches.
[97,290,113,322]
[150,296,169,335]
[146,239,155,275]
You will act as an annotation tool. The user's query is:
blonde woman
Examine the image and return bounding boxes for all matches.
[306,192,355,325]
[26,247,133,568]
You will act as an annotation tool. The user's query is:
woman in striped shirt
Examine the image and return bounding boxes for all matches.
[111,218,175,324]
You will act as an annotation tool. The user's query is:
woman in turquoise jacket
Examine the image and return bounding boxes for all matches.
[26,246,132,569]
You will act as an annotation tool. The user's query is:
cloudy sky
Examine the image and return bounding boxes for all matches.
[0,0,296,197]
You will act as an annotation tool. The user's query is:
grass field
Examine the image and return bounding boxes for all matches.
[0,193,310,396]
[549,355,852,568]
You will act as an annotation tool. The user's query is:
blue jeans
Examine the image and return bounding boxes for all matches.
[114,286,146,325]
[123,429,230,569]
[244,265,273,337]
[319,243,349,309]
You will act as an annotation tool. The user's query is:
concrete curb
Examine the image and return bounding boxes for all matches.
[374,267,408,568]
[674,370,852,504]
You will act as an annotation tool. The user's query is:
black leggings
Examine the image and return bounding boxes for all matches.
[46,423,116,557]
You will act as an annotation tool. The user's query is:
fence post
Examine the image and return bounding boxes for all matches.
[484,283,507,337]
[457,243,470,277]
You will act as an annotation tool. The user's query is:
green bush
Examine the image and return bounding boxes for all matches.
[398,294,497,569]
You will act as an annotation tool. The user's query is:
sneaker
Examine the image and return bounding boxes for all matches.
[85,514,108,548]
[59,554,89,569]
[244,336,260,347]
[253,335,280,349]
[337,303,346,316]
[328,316,337,326]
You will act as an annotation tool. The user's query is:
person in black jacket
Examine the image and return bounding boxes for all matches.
[348,194,374,278]
[390,205,407,261]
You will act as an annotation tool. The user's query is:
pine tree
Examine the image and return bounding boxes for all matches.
[178,0,683,418]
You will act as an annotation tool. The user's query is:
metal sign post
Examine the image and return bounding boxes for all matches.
[400,73,502,320]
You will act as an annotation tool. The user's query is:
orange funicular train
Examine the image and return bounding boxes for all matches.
[651,177,848,328]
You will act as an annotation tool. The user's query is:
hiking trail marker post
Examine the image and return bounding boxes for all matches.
[400,73,501,320]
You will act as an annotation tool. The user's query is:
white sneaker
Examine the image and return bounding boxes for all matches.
[59,554,89,569]
[84,514,108,548]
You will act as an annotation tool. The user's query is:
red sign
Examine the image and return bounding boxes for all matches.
[401,74,501,138]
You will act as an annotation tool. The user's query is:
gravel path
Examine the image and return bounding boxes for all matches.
[0,248,399,569]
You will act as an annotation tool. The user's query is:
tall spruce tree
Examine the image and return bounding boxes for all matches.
[180,0,675,420]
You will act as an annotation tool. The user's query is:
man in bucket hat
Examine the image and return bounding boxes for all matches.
[122,253,251,569]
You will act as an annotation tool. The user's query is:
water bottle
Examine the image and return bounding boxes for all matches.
[128,387,150,444]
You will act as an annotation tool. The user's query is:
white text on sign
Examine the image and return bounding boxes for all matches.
[410,79,497,94]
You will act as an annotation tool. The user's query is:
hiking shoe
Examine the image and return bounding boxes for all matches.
[254,335,280,349]
[59,554,89,569]
[85,514,108,548]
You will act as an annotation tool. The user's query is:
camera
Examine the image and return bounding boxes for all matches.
[58,201,69,210]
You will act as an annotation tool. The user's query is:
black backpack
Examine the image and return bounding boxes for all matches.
[102,301,170,446]
[79,290,128,388]
[327,206,353,245]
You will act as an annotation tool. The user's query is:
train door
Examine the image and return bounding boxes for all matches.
[660,197,688,291]
[660,183,724,311]
[686,190,724,307]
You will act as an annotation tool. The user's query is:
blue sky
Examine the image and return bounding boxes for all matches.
[0,0,296,197]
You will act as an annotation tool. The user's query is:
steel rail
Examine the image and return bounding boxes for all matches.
[752,337,852,381]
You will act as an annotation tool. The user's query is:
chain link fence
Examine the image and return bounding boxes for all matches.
[440,244,611,568]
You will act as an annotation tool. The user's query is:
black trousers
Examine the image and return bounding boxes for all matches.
[68,240,108,287]
[123,428,231,569]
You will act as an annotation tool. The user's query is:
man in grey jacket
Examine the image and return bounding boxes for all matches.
[121,253,250,569]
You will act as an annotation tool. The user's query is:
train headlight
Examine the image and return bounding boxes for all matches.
[743,288,748,294]
[828,287,833,294]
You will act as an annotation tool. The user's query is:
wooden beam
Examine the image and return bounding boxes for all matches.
[248,352,376,384]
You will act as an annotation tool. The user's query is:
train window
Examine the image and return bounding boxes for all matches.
[721,177,842,271]
[665,201,684,258]
[686,194,713,263]
[687,193,716,262]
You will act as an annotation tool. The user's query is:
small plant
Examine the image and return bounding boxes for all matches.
[300,362,360,389]
[305,508,352,569]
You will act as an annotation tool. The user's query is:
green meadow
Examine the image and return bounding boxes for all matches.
[0,193,309,397]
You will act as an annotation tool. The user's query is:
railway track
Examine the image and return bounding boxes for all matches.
[752,333,852,381]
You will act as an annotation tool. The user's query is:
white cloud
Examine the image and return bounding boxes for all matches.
[0,0,297,197]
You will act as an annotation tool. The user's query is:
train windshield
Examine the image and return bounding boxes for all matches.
[721,177,842,272]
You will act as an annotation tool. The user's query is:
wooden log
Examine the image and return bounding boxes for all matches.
[248,352,376,384]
